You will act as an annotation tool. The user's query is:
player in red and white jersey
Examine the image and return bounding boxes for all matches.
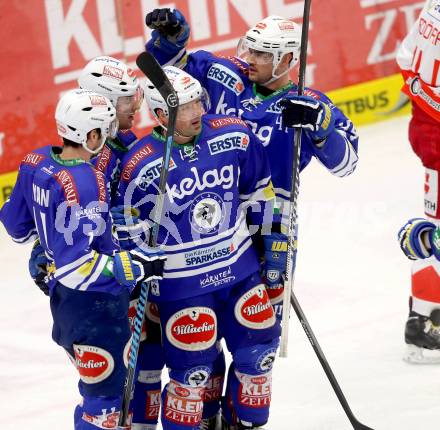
[396,0,440,363]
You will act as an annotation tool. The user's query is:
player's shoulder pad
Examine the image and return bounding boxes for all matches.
[214,54,249,75]
[119,135,157,183]
[204,114,249,132]
[20,145,52,168]
[117,129,138,146]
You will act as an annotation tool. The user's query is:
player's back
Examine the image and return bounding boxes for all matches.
[1,145,120,295]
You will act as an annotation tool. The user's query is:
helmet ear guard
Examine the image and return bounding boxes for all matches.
[55,89,118,154]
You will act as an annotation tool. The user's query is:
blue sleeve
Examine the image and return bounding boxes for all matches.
[307,91,359,177]
[0,167,37,244]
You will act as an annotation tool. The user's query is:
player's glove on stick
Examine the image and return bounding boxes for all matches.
[262,233,288,319]
[111,205,148,250]
[280,95,335,142]
[145,8,190,48]
[398,217,440,260]
[113,248,166,293]
[28,240,49,296]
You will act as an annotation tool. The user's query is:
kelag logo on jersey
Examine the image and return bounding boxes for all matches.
[207,132,249,155]
[166,165,234,202]
[136,157,176,191]
[207,63,244,95]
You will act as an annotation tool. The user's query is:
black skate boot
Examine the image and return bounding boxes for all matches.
[404,309,440,364]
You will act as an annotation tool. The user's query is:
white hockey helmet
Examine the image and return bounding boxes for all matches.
[237,16,301,78]
[144,66,210,122]
[78,56,141,107]
[55,89,118,154]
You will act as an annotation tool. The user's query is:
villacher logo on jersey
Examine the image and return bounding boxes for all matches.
[166,307,217,352]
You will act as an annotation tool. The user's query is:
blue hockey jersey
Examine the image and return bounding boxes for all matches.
[92,129,138,204]
[0,146,122,295]
[115,115,277,301]
[146,43,359,220]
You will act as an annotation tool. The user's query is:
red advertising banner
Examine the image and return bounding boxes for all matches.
[0,0,424,176]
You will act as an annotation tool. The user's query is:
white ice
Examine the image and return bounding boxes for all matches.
[1,115,439,429]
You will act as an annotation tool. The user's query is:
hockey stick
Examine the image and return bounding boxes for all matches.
[276,1,375,428]
[290,294,374,430]
[118,51,178,429]
[279,0,312,358]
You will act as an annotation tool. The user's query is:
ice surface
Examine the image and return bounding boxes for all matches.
[1,115,439,429]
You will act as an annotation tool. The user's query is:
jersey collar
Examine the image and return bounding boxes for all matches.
[50,147,87,166]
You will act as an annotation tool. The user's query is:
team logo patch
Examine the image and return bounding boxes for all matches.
[189,192,225,235]
[73,344,114,384]
[166,307,217,351]
[184,366,210,387]
[256,349,277,372]
[207,132,249,155]
[207,63,244,95]
[234,285,276,329]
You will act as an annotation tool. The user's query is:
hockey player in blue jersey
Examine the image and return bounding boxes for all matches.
[78,56,143,204]
[0,89,165,430]
[115,66,284,430]
[144,9,359,428]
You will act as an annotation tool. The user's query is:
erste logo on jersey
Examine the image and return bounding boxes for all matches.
[207,63,244,95]
[189,192,225,235]
[234,285,275,329]
[136,157,176,191]
[72,344,115,384]
[166,307,217,351]
[207,132,249,155]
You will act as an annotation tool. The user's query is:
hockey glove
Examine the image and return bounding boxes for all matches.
[28,240,49,296]
[113,248,166,293]
[111,205,147,250]
[262,233,288,319]
[398,218,438,260]
[280,95,335,142]
[145,8,190,48]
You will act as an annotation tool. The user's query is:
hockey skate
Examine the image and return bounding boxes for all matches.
[404,309,440,364]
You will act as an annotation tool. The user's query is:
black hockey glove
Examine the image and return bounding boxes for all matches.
[28,240,49,296]
[145,8,189,41]
[280,95,335,142]
[113,247,166,293]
